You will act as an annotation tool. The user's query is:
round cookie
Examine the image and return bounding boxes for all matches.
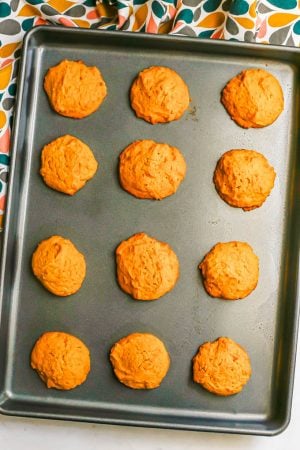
[44,59,107,119]
[213,149,276,211]
[110,332,170,389]
[193,337,251,396]
[130,66,190,124]
[119,139,187,199]
[40,135,98,195]
[199,241,259,300]
[116,232,179,301]
[32,235,86,296]
[221,68,284,128]
[31,331,90,390]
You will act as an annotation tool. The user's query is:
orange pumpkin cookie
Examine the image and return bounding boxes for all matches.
[199,241,259,300]
[221,68,284,128]
[32,235,86,296]
[214,149,276,211]
[193,337,251,396]
[119,139,187,199]
[40,135,98,195]
[31,331,90,390]
[110,333,170,389]
[44,60,107,119]
[116,232,179,301]
[130,66,190,124]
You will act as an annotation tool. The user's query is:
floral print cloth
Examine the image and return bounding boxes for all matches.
[0,0,299,228]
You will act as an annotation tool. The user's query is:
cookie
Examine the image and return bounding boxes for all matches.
[199,241,259,300]
[130,66,190,124]
[119,139,187,199]
[40,135,98,195]
[110,332,170,389]
[213,149,276,211]
[193,337,251,396]
[32,235,86,296]
[44,60,107,119]
[221,68,284,128]
[31,331,90,390]
[116,233,179,301]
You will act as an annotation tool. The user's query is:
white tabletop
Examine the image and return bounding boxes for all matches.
[1,340,299,450]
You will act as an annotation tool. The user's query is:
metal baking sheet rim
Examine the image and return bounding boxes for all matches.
[0,26,299,436]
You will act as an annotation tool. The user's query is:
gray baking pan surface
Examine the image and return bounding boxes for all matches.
[0,27,299,435]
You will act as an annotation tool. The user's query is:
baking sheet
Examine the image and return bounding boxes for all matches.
[0,26,299,435]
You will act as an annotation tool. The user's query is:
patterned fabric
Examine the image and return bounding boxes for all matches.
[0,0,299,229]
[96,1,300,43]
